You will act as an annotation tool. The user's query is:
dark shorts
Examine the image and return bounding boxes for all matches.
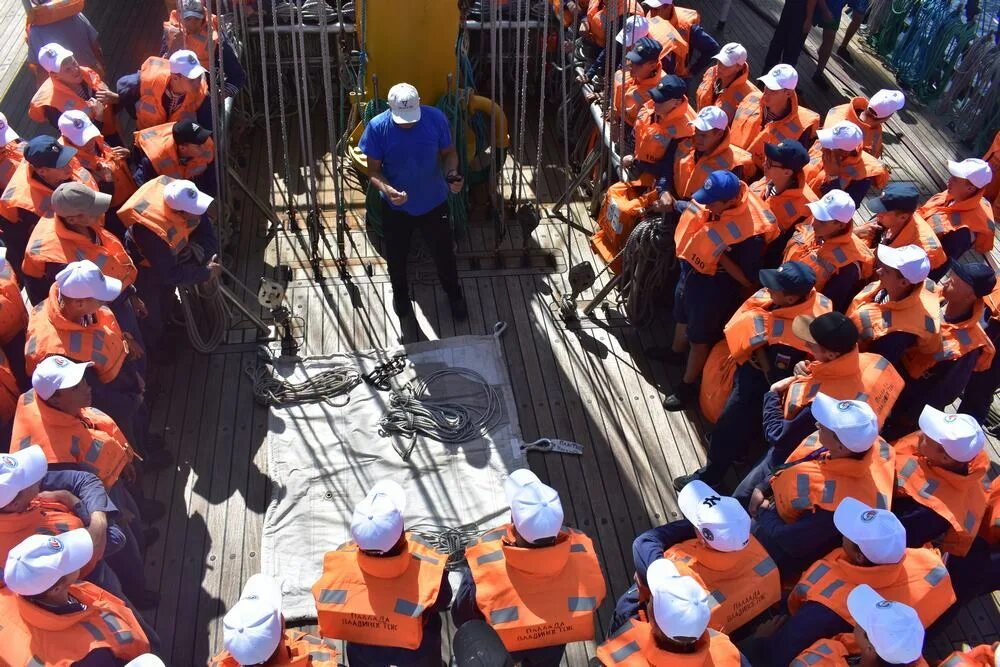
[673,262,742,345]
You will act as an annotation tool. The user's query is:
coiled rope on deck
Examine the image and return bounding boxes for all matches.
[618,215,677,327]
[247,363,363,406]
[179,278,231,353]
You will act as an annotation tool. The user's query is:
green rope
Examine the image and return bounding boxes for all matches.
[436,90,471,237]
[363,98,390,236]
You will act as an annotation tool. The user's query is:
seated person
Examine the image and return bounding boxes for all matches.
[29,42,119,144]
[855,183,946,278]
[822,89,905,158]
[694,42,759,125]
[917,158,995,260]
[803,121,888,207]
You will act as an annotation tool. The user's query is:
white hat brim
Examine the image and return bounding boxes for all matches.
[390,106,421,124]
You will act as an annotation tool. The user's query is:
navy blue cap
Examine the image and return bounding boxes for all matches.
[626,37,663,65]
[763,140,810,171]
[950,261,997,298]
[759,261,817,296]
[23,135,76,169]
[649,74,687,103]
[868,183,920,215]
[692,170,741,204]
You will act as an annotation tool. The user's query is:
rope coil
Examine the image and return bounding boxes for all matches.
[246,362,363,406]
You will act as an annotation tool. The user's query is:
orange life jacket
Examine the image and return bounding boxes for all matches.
[135,122,216,182]
[592,180,658,272]
[823,98,888,158]
[699,340,739,424]
[749,176,818,236]
[730,93,821,170]
[672,136,754,200]
[782,349,903,425]
[0,158,97,224]
[792,633,931,667]
[209,629,340,667]
[0,581,149,664]
[724,288,833,365]
[788,546,956,626]
[613,68,661,127]
[0,139,23,192]
[25,0,84,25]
[940,642,1000,667]
[893,432,988,557]
[984,131,1000,221]
[674,183,775,276]
[667,6,700,46]
[0,499,83,585]
[771,432,895,522]
[11,389,135,488]
[847,278,941,357]
[695,65,760,125]
[548,0,578,28]
[633,100,697,166]
[312,532,447,650]
[23,215,137,289]
[596,618,742,666]
[645,16,689,76]
[981,475,1000,546]
[135,56,208,131]
[874,211,947,270]
[118,175,202,260]
[0,259,28,346]
[662,535,780,633]
[781,225,875,291]
[585,0,645,47]
[0,349,18,424]
[29,68,119,138]
[465,524,606,652]
[25,281,129,385]
[58,136,136,207]
[803,144,889,197]
[903,301,995,378]
[163,10,220,68]
[917,191,996,255]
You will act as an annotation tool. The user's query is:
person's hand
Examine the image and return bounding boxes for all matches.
[94,88,119,104]
[770,375,796,394]
[446,171,464,193]
[123,332,145,361]
[111,145,131,161]
[94,163,114,182]
[86,98,106,119]
[753,614,788,639]
[749,488,771,517]
[88,511,109,561]
[386,188,408,207]
[129,293,148,319]
[206,254,223,281]
[658,190,676,211]
[621,154,636,170]
[36,489,80,508]
[792,360,810,376]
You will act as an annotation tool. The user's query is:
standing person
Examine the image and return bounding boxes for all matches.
[161,0,245,99]
[116,50,211,131]
[810,0,874,88]
[763,0,818,70]
[132,120,216,194]
[694,42,760,125]
[57,110,136,219]
[640,0,720,77]
[360,82,467,320]
[23,0,105,79]
[611,37,663,129]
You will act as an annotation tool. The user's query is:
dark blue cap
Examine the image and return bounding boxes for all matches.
[24,135,76,169]
[763,140,810,171]
[649,74,687,103]
[626,37,663,65]
[868,183,920,214]
[759,261,817,295]
[692,170,741,204]
[950,261,997,298]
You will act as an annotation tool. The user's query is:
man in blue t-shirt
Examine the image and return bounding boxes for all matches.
[359,82,467,320]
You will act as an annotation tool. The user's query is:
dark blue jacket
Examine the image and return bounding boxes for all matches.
[125,215,218,287]
[115,71,215,130]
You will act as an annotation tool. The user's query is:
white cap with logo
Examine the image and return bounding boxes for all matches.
[509,473,564,544]
[222,574,284,665]
[643,0,674,6]
[164,178,214,215]
[56,259,123,302]
[947,158,993,189]
[867,90,906,119]
[647,559,711,640]
[4,528,94,596]
[817,121,865,151]
[833,497,906,565]
[811,393,878,453]
[877,244,931,285]
[677,480,750,552]
[32,355,92,401]
[125,656,167,667]
[918,405,985,463]
[691,106,729,132]
[846,584,924,664]
[807,189,857,224]
[351,480,406,553]
[38,43,73,74]
[387,83,422,124]
[58,110,101,147]
[0,112,18,146]
[169,49,206,79]
[0,446,48,509]
[712,42,748,68]
[615,15,650,46]
[759,64,798,91]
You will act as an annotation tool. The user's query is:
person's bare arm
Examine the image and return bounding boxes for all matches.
[368,157,407,206]
[441,146,464,192]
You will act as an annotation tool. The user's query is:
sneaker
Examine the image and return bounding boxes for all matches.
[672,467,708,492]
[836,46,855,63]
[715,19,726,32]
[811,71,830,90]
[393,295,414,319]
[662,382,696,411]
[450,296,468,322]
[645,347,687,366]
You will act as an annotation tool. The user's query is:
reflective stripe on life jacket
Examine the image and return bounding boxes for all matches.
[29,67,118,138]
[918,191,996,255]
[633,101,697,165]
[981,475,1000,546]
[893,432,989,556]
[847,278,941,355]
[134,122,216,180]
[25,0,84,26]
[0,259,28,346]
[596,619,742,666]
[0,499,83,587]
[782,349,903,425]
[118,175,201,258]
[803,144,889,197]
[466,524,606,652]
[135,56,208,131]
[592,181,658,273]
[585,0,645,47]
[163,10,220,68]
[876,211,947,270]
[792,633,930,667]
[696,65,760,125]
[210,629,340,666]
[672,135,753,200]
[312,532,447,650]
[58,136,136,207]
[724,288,832,364]
[730,93,820,169]
[23,215,137,290]
[823,98,887,158]
[0,159,97,224]
[0,139,24,193]
[940,642,1000,667]
[613,69,661,128]
[903,301,995,378]
[781,224,875,291]
[771,432,895,523]
[749,176,818,236]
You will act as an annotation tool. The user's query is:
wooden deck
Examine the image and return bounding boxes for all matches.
[1,0,998,663]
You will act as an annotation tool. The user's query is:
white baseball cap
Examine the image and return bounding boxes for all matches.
[32,355,92,401]
[504,468,542,503]
[817,121,864,151]
[4,528,94,596]
[387,83,421,124]
[867,90,906,119]
[643,0,673,6]
[511,480,564,544]
[0,112,18,146]
[615,15,650,46]
[918,405,985,463]
[691,106,729,132]
[163,178,214,215]
[38,43,74,74]
[712,42,748,67]
[947,158,993,189]
[56,259,123,302]
[351,480,406,553]
[58,110,101,147]
[811,393,879,453]
[0,446,48,509]
[758,64,798,91]
[847,585,924,664]
[169,49,206,79]
[125,656,167,667]
[677,480,750,552]
[807,189,856,223]
[222,574,284,665]
[833,497,906,565]
[647,559,711,640]
[877,244,930,285]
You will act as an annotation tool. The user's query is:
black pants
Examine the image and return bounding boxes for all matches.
[765,0,809,70]
[382,201,461,306]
